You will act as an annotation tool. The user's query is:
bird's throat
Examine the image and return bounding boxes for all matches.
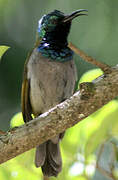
[37,40,73,62]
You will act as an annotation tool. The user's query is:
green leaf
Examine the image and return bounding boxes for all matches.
[85,100,118,156]
[79,68,103,84]
[10,112,24,128]
[0,46,10,60]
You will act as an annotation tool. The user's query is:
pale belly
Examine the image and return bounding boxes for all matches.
[27,54,76,116]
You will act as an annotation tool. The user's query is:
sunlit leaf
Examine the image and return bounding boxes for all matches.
[10,112,24,128]
[79,68,103,84]
[0,46,10,60]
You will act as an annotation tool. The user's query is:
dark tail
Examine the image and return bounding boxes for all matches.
[35,141,62,177]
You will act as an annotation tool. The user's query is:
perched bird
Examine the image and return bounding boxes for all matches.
[21,9,88,177]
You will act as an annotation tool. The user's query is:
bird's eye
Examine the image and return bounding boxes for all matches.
[49,16,58,24]
[50,19,57,24]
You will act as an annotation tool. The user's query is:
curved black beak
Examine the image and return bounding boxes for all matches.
[63,9,88,23]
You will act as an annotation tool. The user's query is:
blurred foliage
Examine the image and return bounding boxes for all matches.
[1,0,118,180]
[0,46,10,60]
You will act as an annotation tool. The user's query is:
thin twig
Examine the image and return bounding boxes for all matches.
[109,142,115,172]
[68,42,112,74]
[43,176,49,180]
[109,141,118,180]
[96,144,116,180]
[0,130,6,135]
[96,144,105,167]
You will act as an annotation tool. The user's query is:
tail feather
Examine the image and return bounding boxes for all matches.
[42,140,62,177]
[35,143,46,167]
[35,136,62,177]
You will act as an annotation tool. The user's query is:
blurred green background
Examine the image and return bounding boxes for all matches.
[1,0,118,179]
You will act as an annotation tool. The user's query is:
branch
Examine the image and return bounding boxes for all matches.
[0,64,118,164]
[68,42,112,73]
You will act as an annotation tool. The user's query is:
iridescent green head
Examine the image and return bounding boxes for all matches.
[37,9,88,44]
[38,10,65,38]
[37,9,88,61]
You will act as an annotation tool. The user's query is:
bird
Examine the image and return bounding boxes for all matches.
[21,9,88,177]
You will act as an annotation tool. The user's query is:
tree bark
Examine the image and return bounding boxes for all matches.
[0,67,118,164]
